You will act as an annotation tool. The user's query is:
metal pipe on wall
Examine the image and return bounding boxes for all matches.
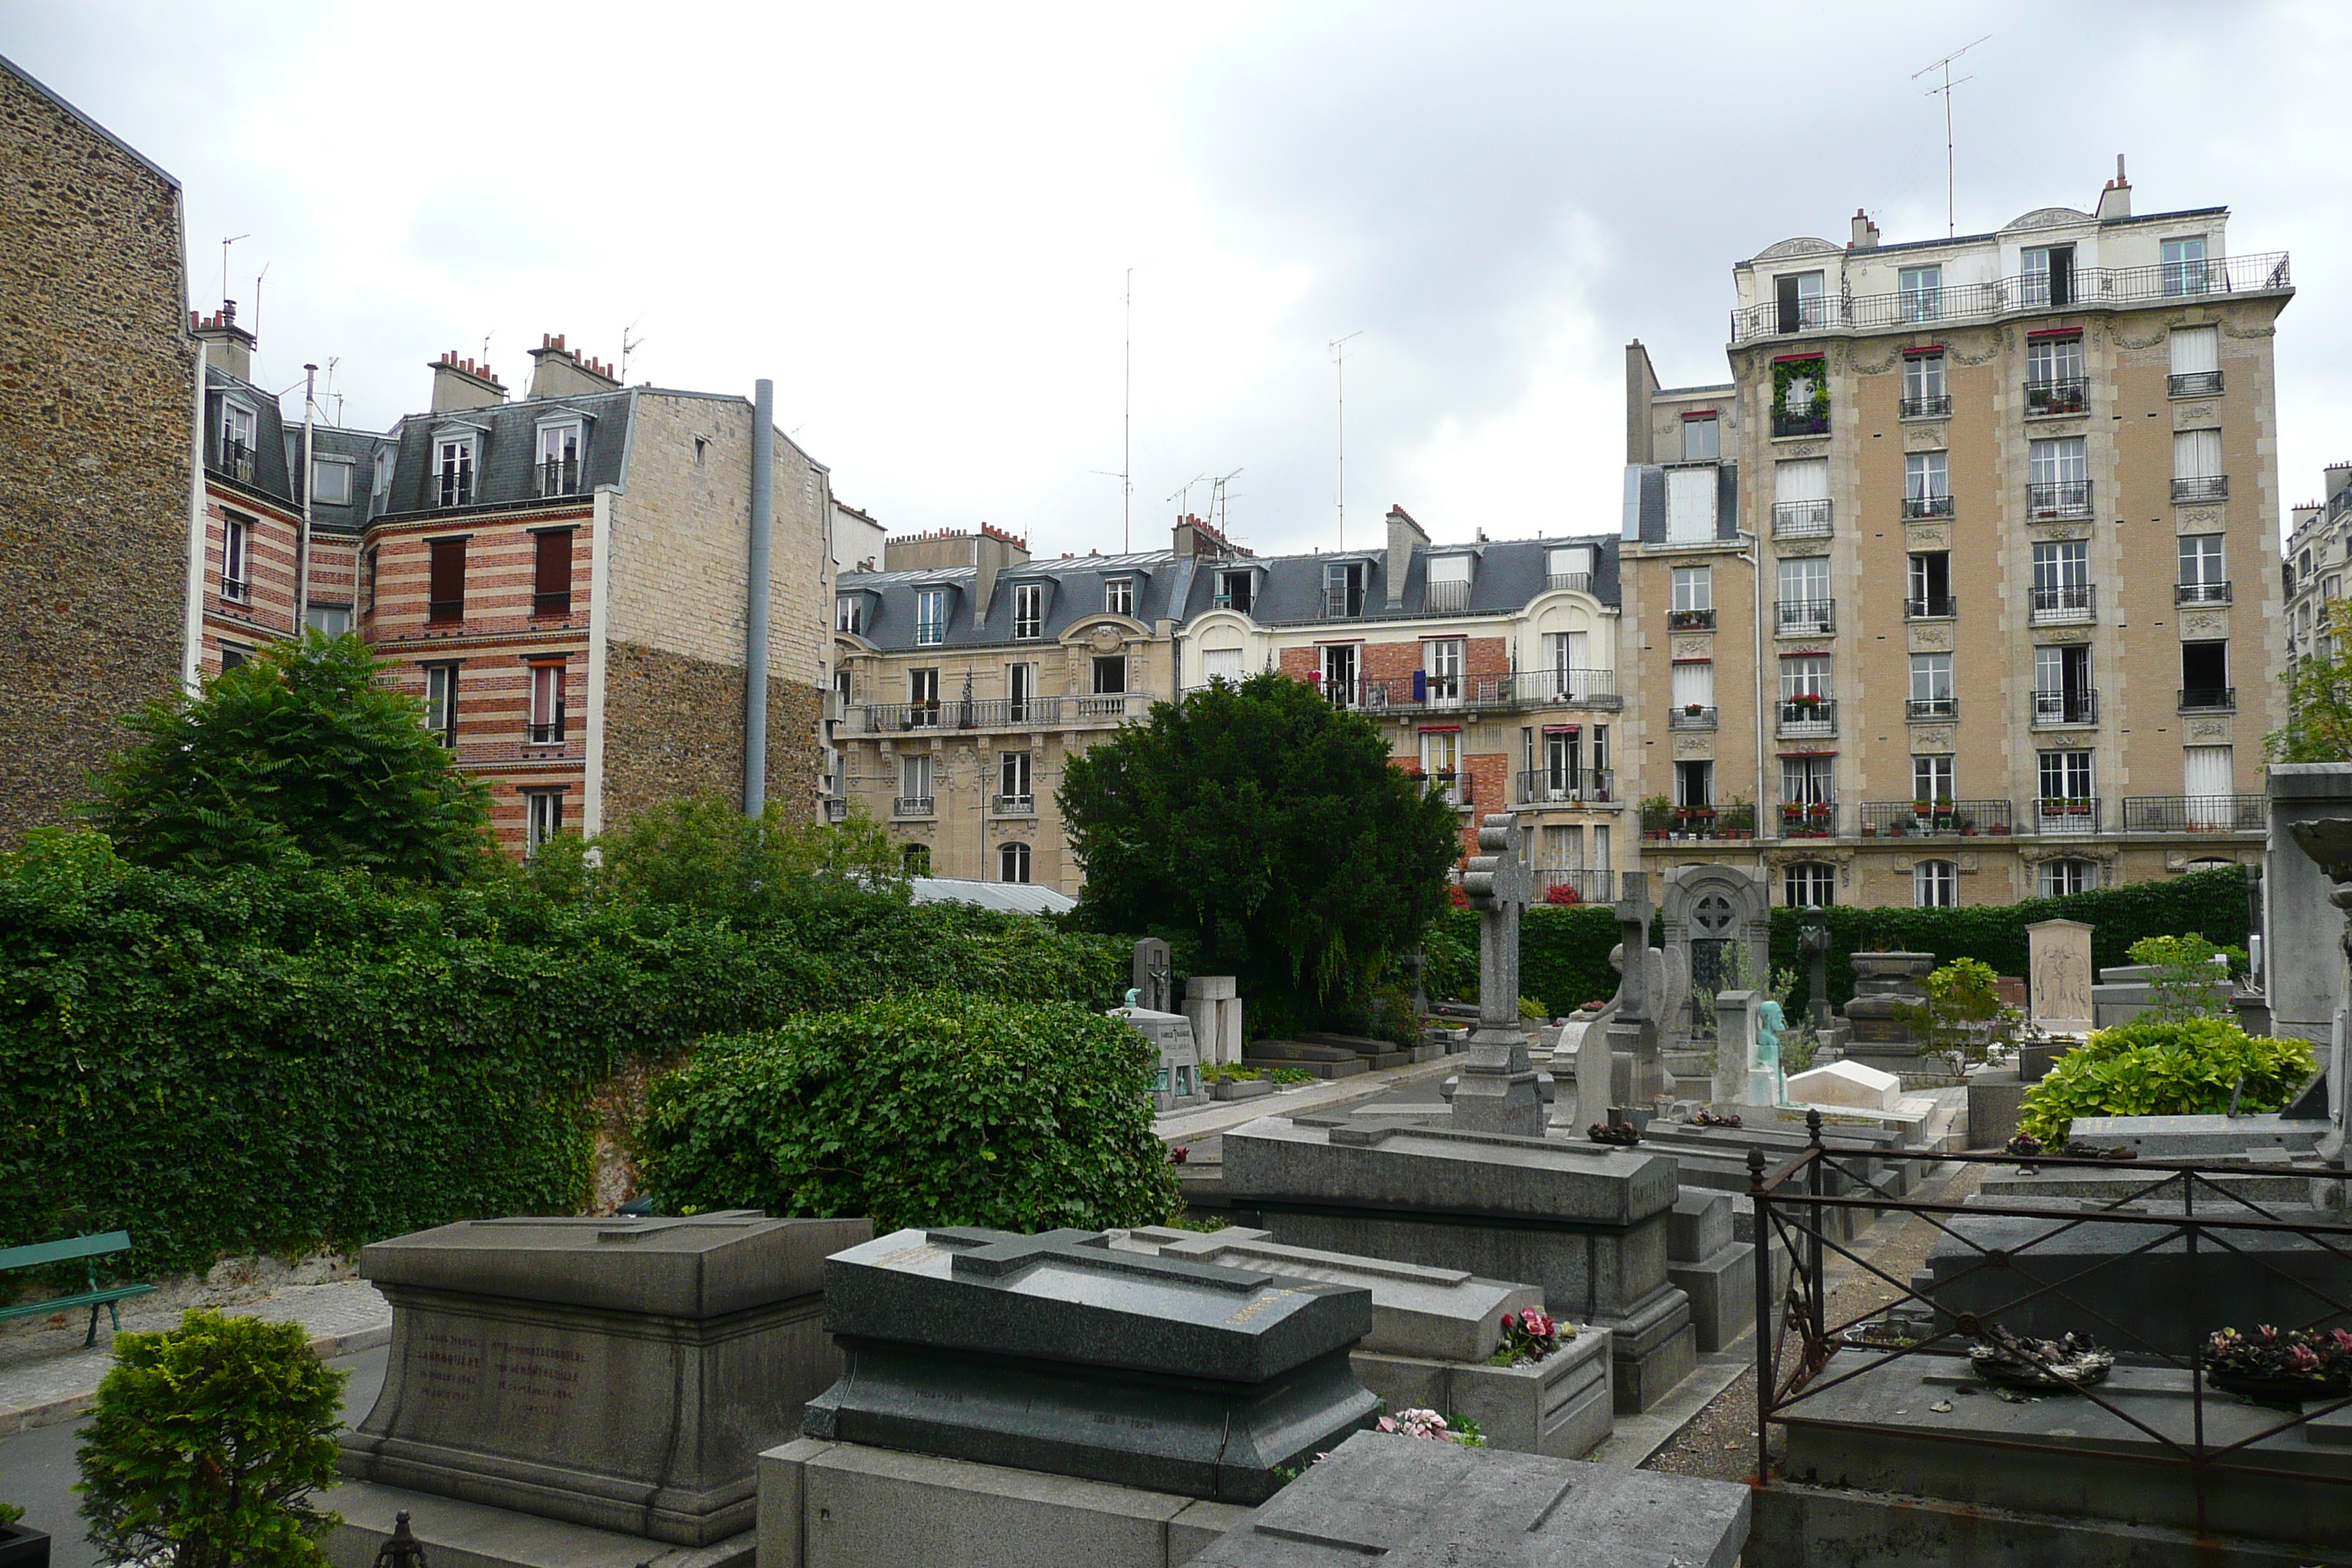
[295,363,316,633]
[180,337,210,690]
[744,378,775,817]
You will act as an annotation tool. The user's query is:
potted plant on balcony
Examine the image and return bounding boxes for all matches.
[1639,796,1672,840]
[1912,797,1932,818]
[1788,692,1822,717]
[1683,702,1705,718]
[1719,798,1754,840]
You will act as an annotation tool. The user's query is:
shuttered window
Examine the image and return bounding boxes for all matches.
[534,530,574,617]
[1665,467,1717,542]
[427,538,467,624]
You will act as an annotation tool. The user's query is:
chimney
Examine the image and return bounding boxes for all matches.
[1172,512,1244,560]
[971,522,1029,627]
[190,300,255,381]
[527,333,622,400]
[2097,155,2132,222]
[429,352,506,412]
[1849,209,1880,250]
[1384,504,1428,606]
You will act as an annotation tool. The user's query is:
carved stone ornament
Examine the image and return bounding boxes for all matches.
[1910,726,1956,751]
[2174,404,2217,427]
[2020,843,2119,867]
[1673,735,1714,759]
[1777,537,1831,558]
[2187,717,2231,741]
[2178,508,2220,529]
[1783,443,1823,460]
[1765,847,1854,875]
[2027,521,2092,540]
[1903,426,1947,451]
[1089,625,1125,655]
[1904,522,1952,550]
[1670,634,1714,658]
[2040,626,2093,646]
[1956,854,1979,873]
[2181,611,2228,639]
[1908,622,1956,654]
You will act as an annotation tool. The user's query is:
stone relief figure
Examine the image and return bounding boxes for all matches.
[1755,998,1786,1104]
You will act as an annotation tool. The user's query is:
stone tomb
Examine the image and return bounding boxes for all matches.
[1221,1113,1696,1412]
[1131,938,1174,1012]
[802,1227,1379,1504]
[1659,863,1769,1058]
[1181,975,1243,1068]
[1837,951,1933,1069]
[1784,1059,1902,1114]
[1104,1225,1615,1458]
[337,1213,871,1546]
[1191,1428,1752,1568]
[2026,917,2095,1035]
[1122,1007,1206,1111]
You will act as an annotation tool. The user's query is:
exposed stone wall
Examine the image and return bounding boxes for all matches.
[600,638,822,832]
[0,61,191,843]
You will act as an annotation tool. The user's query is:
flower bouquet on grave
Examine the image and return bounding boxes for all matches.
[1693,1109,1744,1128]
[1968,1326,2114,1392]
[1587,1122,1642,1147]
[1488,1307,1569,1368]
[2206,1326,2352,1403]
[1376,1407,1486,1447]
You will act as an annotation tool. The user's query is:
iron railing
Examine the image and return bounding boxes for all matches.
[2032,796,2103,832]
[1357,670,1620,715]
[527,714,565,744]
[1669,705,1718,731]
[1776,598,1836,636]
[991,794,1036,816]
[2027,480,2094,519]
[1668,608,1717,631]
[2029,583,2096,624]
[1532,867,1614,903]
[859,694,1153,731]
[2120,794,2264,832]
[2169,370,2224,399]
[2024,377,2089,416]
[2174,475,2231,504]
[1776,800,1839,839]
[1417,772,1472,809]
[1773,410,1831,438]
[2032,689,2098,725]
[533,587,571,617]
[1906,695,1956,720]
[538,456,578,497]
[1423,578,1472,614]
[1546,572,1593,594]
[1899,393,1951,419]
[427,598,463,625]
[2176,581,2233,606]
[1773,500,1833,539]
[1648,806,1760,840]
[1730,250,2293,343]
[2179,687,2237,713]
[1905,595,1957,620]
[822,797,848,823]
[437,464,473,508]
[1749,1127,2352,1545]
[893,795,935,818]
[1776,697,1837,736]
[1901,494,1955,520]
[1858,799,2016,837]
[1515,769,1615,807]
[220,438,256,483]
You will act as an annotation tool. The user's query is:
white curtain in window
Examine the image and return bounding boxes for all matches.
[1426,555,1472,584]
[2169,327,2220,376]
[1774,459,1829,502]
[1671,661,1714,708]
[2185,746,2234,829]
[1202,648,1243,682]
[2175,428,2223,480]
[1666,467,1717,541]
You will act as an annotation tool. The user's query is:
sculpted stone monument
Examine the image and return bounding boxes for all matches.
[1798,907,1833,1029]
[2027,918,2095,1035]
[1710,990,1757,1107]
[1180,975,1242,1068]
[1609,872,1670,1109]
[1659,864,1770,1053]
[1131,937,1173,1014]
[1452,812,1543,1136]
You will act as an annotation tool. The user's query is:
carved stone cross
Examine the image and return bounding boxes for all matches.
[1452,813,1543,1137]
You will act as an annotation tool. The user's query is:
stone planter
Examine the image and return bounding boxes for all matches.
[1211,1077,1275,1101]
[0,1524,51,1568]
[1350,1328,1613,1458]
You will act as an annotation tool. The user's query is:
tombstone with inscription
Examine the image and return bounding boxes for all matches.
[1452,812,1543,1136]
[1120,1006,1206,1111]
[2027,918,2095,1035]
[337,1212,871,1546]
[1659,864,1769,1055]
[1130,937,1173,1014]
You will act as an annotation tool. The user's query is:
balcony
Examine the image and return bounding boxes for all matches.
[1860,799,2017,838]
[1420,772,1473,810]
[2029,584,2096,625]
[1669,705,1717,731]
[1645,804,1759,842]
[893,795,935,818]
[822,797,848,823]
[1899,393,1952,419]
[991,794,1037,816]
[2175,581,2233,607]
[1901,494,1954,521]
[2033,797,2103,835]
[427,598,463,625]
[2178,687,2236,713]
[2121,795,2265,833]
[1776,696,1837,738]
[1424,578,1472,614]
[2027,480,2094,519]
[2025,377,2089,417]
[857,693,1153,732]
[1667,608,1717,632]
[2032,689,2099,726]
[527,716,565,745]
[1775,598,1836,636]
[1772,499,1833,539]
[221,576,250,605]
[538,456,579,497]
[1776,800,1839,840]
[1772,410,1830,439]
[1546,571,1593,594]
[1906,695,1957,720]
[220,438,256,484]
[436,469,474,508]
[1516,769,1615,807]
[1533,867,1615,905]
[1357,669,1619,717]
[1729,251,2293,344]
[2168,370,2225,399]
[2173,475,2231,504]
[1905,594,1957,620]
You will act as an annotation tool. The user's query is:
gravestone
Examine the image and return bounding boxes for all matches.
[2027,918,2095,1035]
[1786,1059,1901,1113]
[2277,785,2352,1172]
[1120,1006,1205,1111]
[1130,938,1172,1014]
[1605,872,1670,1111]
[338,1212,870,1545]
[1452,812,1543,1137]
[1798,906,1833,1028]
[1181,976,1243,1068]
[1839,951,1934,1069]
[801,1226,1379,1504]
[1710,989,1757,1107]
[1660,864,1769,1054]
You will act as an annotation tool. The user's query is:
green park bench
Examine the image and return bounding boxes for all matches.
[0,1231,157,1346]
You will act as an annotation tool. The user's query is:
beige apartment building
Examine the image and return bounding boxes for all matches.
[1623,165,2288,909]
[2283,462,2351,664]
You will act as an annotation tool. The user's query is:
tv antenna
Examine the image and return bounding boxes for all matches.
[1329,332,1362,549]
[219,234,249,305]
[1166,472,1210,516]
[1210,467,1243,535]
[620,317,647,381]
[1913,35,1989,239]
[252,261,270,344]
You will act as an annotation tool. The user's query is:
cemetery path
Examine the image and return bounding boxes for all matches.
[1640,1159,1988,1483]
[1155,1056,1457,1145]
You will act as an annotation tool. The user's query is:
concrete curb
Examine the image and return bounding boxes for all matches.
[0,1322,390,1437]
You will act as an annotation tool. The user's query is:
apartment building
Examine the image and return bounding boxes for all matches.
[1624,164,2288,910]
[2284,462,2352,663]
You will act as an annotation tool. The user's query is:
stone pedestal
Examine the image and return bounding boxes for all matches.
[338,1213,871,1546]
[1838,952,1934,1069]
[1120,1007,1206,1111]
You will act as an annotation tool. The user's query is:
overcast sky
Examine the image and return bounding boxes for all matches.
[7,1,2347,559]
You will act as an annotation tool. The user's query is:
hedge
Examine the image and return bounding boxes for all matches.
[0,832,1128,1281]
[1423,865,2252,1019]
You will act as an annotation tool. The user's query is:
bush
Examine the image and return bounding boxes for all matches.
[1425,903,1621,1017]
[2017,1019,2315,1143]
[77,1310,347,1568]
[638,994,1179,1233]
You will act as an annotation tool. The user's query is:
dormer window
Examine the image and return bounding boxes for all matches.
[1215,569,1254,614]
[916,587,947,646]
[1014,582,1044,640]
[311,459,353,506]
[1546,546,1594,591]
[1425,554,1472,614]
[837,595,865,635]
[220,402,257,481]
[537,423,581,497]
[436,435,477,508]
[1105,578,1134,617]
[372,448,393,500]
[1322,561,1367,618]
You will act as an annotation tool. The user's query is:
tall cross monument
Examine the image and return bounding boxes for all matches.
[1452,812,1544,1136]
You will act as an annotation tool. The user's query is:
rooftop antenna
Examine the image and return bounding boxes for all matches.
[1166,472,1210,517]
[1121,268,1134,551]
[620,316,646,381]
[251,262,270,345]
[1912,35,1989,239]
[1210,467,1243,534]
[325,356,342,426]
[219,234,249,304]
[1329,331,1362,549]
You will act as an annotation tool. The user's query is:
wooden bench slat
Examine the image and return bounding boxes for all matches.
[0,1283,158,1322]
[0,1231,136,1271]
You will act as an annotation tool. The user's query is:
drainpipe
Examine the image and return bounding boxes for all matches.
[181,336,209,690]
[295,363,316,635]
[744,378,774,818]
[1739,527,1766,881]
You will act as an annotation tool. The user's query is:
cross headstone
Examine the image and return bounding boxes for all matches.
[1798,907,1832,1028]
[1131,937,1172,1014]
[1452,813,1542,1136]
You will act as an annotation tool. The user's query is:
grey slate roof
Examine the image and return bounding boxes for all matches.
[203,365,398,535]
[376,390,634,521]
[839,549,1202,651]
[1175,533,1620,627]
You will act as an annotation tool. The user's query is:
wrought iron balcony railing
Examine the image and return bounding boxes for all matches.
[2032,689,2099,725]
[538,456,579,497]
[1357,669,1619,716]
[1532,867,1615,904]
[1772,410,1830,438]
[1860,799,2016,837]
[1418,772,1472,809]
[527,716,565,744]
[1776,697,1837,736]
[1516,769,1616,807]
[894,795,935,817]
[1546,571,1593,594]
[1776,799,1839,839]
[2173,475,2231,504]
[2178,687,2236,713]
[2119,794,2264,832]
[2029,583,2096,625]
[2032,796,2103,834]
[1906,695,1956,720]
[2169,370,2224,399]
[822,797,848,823]
[1772,499,1834,539]
[1669,705,1718,730]
[1904,595,1956,620]
[1776,598,1836,636]
[1423,578,1472,614]
[427,598,464,625]
[220,438,255,484]
[1901,494,1954,520]
[2024,377,2089,416]
[1667,608,1717,631]
[1899,393,1951,419]
[859,693,1153,731]
[2027,480,2094,519]
[991,794,1037,816]
[2176,581,2233,606]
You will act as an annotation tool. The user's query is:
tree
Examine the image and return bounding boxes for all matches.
[77,1310,348,1568]
[1058,673,1462,1025]
[2269,602,2352,761]
[88,633,491,881]
[519,794,907,919]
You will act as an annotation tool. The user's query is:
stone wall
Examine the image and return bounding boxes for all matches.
[0,59,192,843]
[600,638,822,832]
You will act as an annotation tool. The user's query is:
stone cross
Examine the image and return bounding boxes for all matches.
[1132,938,1173,1014]
[1798,907,1833,1029]
[1452,813,1543,1137]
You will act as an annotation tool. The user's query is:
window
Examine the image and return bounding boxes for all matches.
[1104,578,1134,616]
[1665,466,1717,541]
[1774,271,1825,333]
[2031,540,2091,620]
[1321,643,1357,705]
[1912,754,1954,802]
[902,843,932,876]
[2174,429,2224,500]
[2035,645,2095,722]
[1910,652,1954,717]
[1424,553,1473,611]
[1013,582,1044,639]
[2162,235,2209,296]
[1671,660,1714,712]
[1914,859,1958,908]
[221,401,257,453]
[837,595,864,634]
[1781,652,1831,701]
[305,605,349,636]
[915,587,947,646]
[426,537,466,624]
[2179,535,2225,603]
[899,753,933,813]
[999,750,1032,807]
[218,641,251,673]
[909,667,940,724]
[536,423,581,496]
[1907,551,1953,617]
[1007,660,1037,720]
[532,529,573,617]
[1093,655,1128,695]
[1202,647,1243,685]
[1773,458,1831,535]
[1777,557,1830,632]
[2023,244,2075,308]
[423,663,458,745]
[435,436,475,508]
[1322,561,1367,617]
[372,447,393,501]
[1671,566,1713,612]
[1675,759,1714,808]
[528,661,566,743]
[2029,436,2089,516]
[2026,334,2087,415]
[524,790,564,856]
[2169,326,2221,396]
[1000,842,1031,883]
[1784,862,1836,908]
[1423,638,1464,706]
[221,513,251,602]
[1546,546,1594,587]
[834,668,851,706]
[1904,450,1950,517]
[1901,351,1948,418]
[2040,859,2096,897]
[2185,746,2235,819]
[1420,729,1462,799]
[1681,414,1719,461]
[2181,641,2231,708]
[1899,265,1942,323]
[2038,749,2095,802]
[1782,755,1833,806]
[1542,630,1589,698]
[311,459,353,505]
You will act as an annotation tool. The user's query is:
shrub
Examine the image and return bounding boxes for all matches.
[2017,1019,2315,1143]
[638,993,1179,1233]
[77,1310,347,1568]
[2125,933,2241,1022]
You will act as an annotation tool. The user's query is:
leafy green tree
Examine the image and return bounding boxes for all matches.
[521,794,906,919]
[88,632,491,881]
[1058,674,1461,1025]
[77,1310,348,1568]
[2269,602,2352,761]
